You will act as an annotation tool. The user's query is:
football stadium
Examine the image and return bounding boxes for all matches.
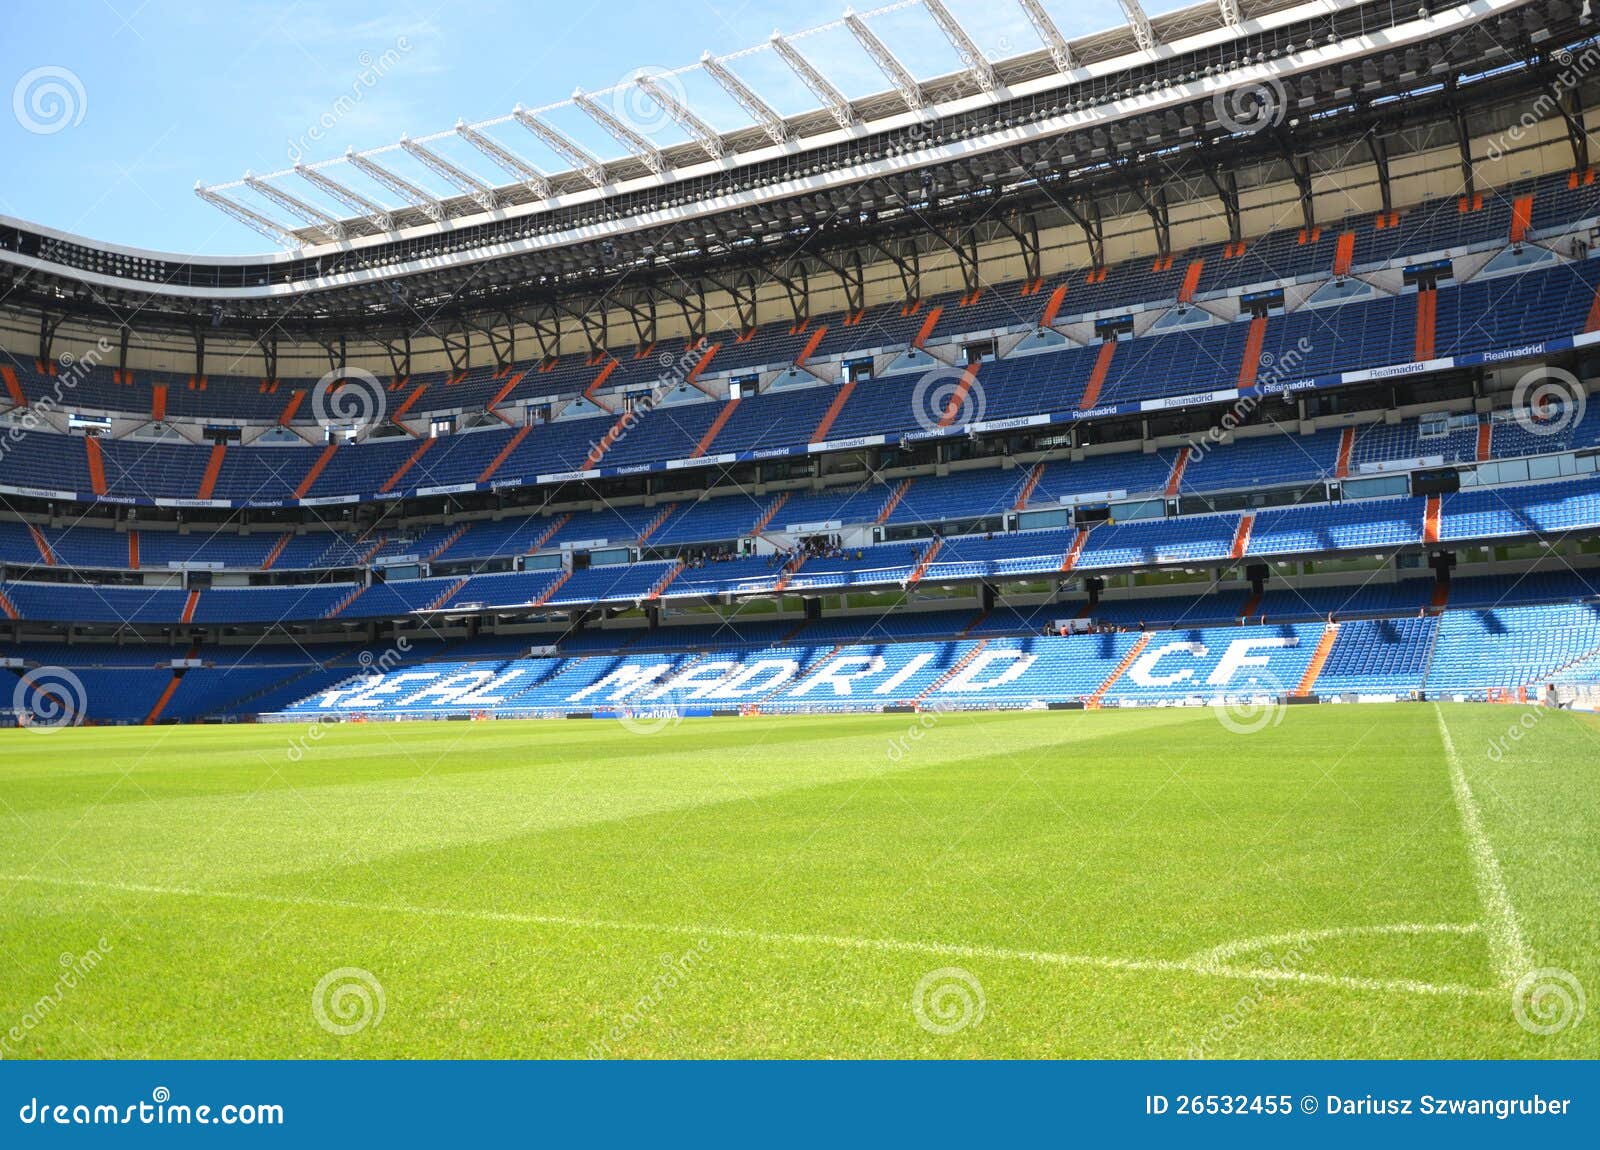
[2,0,1598,1067]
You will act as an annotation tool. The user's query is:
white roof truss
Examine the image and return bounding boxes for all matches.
[513,105,607,188]
[571,88,667,176]
[343,148,446,224]
[635,73,725,159]
[700,52,789,146]
[454,121,554,200]
[921,0,998,93]
[770,32,857,131]
[401,135,498,211]
[843,9,925,112]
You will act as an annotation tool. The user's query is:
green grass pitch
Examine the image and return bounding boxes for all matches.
[1,704,1595,1058]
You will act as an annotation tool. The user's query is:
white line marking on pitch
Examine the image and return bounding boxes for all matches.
[1192,922,1482,970]
[1434,704,1533,986]
[0,871,1495,1001]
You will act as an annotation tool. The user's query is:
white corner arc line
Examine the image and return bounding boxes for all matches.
[0,872,1494,1001]
[1434,704,1533,986]
[1191,922,1482,970]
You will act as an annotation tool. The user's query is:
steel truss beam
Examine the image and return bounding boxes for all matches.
[921,0,997,94]
[770,32,857,131]
[343,148,446,224]
[455,121,554,199]
[700,52,789,146]
[513,105,607,187]
[191,185,301,247]
[401,136,498,211]
[634,74,725,160]
[572,88,667,176]
[242,173,345,242]
[293,163,394,232]
[843,10,924,112]
[1016,0,1073,73]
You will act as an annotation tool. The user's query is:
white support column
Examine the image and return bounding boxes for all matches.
[293,163,395,232]
[1017,0,1073,73]
[770,32,857,131]
[513,104,607,187]
[1218,0,1242,29]
[242,172,345,242]
[571,87,667,175]
[843,9,924,111]
[921,0,997,92]
[344,148,446,224]
[194,184,302,247]
[635,74,724,160]
[455,121,554,199]
[401,136,498,211]
[701,52,789,146]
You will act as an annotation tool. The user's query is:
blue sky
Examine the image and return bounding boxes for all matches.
[2,0,1172,255]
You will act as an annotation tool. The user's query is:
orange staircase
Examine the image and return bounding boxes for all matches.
[127,531,139,570]
[810,380,856,442]
[794,325,829,367]
[772,554,806,595]
[877,478,913,523]
[684,342,721,395]
[391,382,429,420]
[936,364,980,428]
[379,438,435,493]
[750,492,791,536]
[429,524,469,562]
[906,538,943,586]
[1039,284,1068,327]
[1229,512,1254,560]
[1509,194,1534,243]
[1476,421,1492,462]
[1423,494,1442,545]
[585,411,633,468]
[1237,315,1268,388]
[0,587,18,620]
[295,443,338,498]
[477,424,532,483]
[528,513,571,553]
[1332,231,1356,276]
[425,578,469,612]
[530,570,571,608]
[910,306,943,349]
[1086,633,1152,707]
[1060,528,1090,572]
[1334,427,1355,478]
[84,435,107,497]
[180,590,200,624]
[27,525,54,565]
[1164,451,1189,496]
[1177,258,1205,303]
[910,639,991,707]
[143,663,192,725]
[636,504,679,545]
[1013,462,1046,510]
[0,365,26,407]
[958,610,990,638]
[324,585,366,619]
[151,384,168,423]
[1428,579,1451,614]
[1293,623,1341,696]
[1079,341,1116,409]
[692,398,740,458]
[197,443,226,499]
[1413,288,1437,361]
[277,388,305,425]
[261,533,291,571]
[485,369,527,415]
